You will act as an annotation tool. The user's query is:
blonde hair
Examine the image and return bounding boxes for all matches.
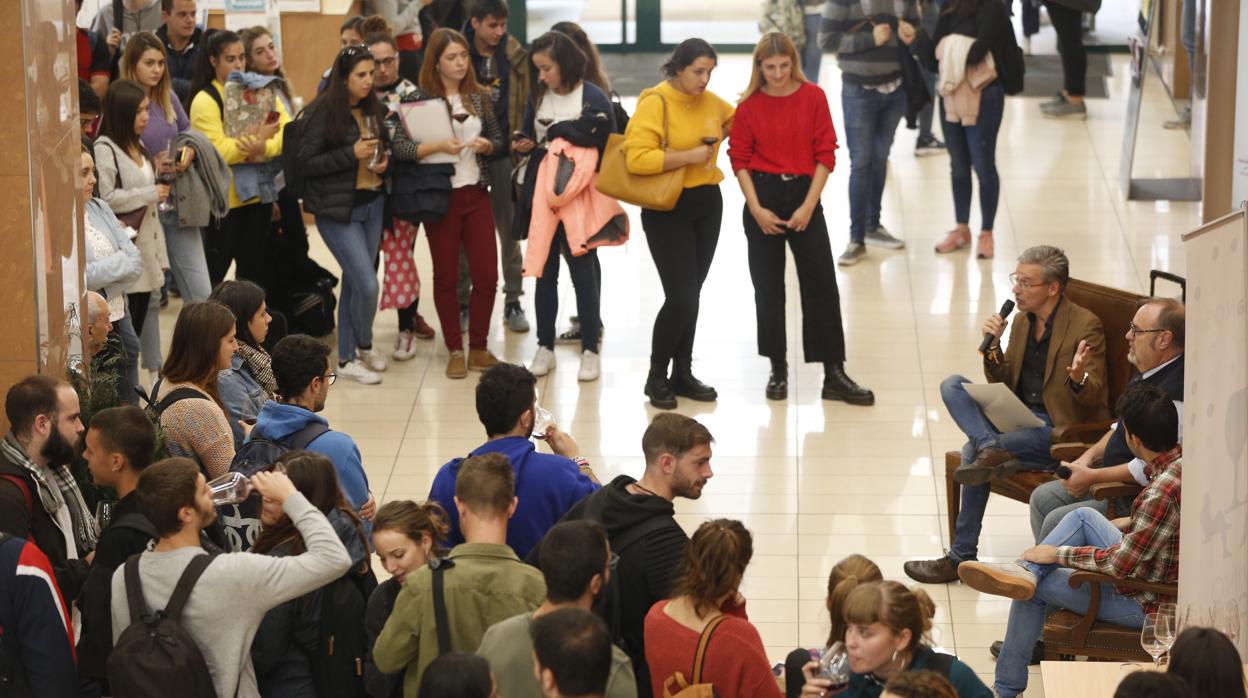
[842,581,936,653]
[120,32,176,125]
[740,32,806,103]
[826,554,884,647]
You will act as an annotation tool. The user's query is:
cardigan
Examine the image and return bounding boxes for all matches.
[93,136,168,294]
[83,198,143,319]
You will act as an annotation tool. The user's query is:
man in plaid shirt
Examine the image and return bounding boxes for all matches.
[955,384,1181,698]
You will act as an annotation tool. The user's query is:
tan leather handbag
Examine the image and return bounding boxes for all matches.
[660,614,727,698]
[595,92,684,212]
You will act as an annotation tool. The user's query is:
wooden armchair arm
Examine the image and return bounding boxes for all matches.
[1051,419,1117,445]
[1090,482,1143,502]
[1065,571,1177,646]
[1050,442,1090,463]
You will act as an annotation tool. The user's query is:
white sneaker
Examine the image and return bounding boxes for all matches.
[338,359,382,385]
[358,347,388,373]
[530,347,556,376]
[957,561,1038,601]
[392,331,417,361]
[577,350,600,382]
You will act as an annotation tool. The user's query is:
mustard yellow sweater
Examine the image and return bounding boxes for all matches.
[623,80,735,190]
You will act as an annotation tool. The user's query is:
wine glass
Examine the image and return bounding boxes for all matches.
[156,138,177,213]
[1214,600,1241,643]
[208,472,251,506]
[1140,613,1169,668]
[1156,609,1178,660]
[531,405,555,440]
[479,54,496,82]
[1181,603,1208,632]
[818,641,851,691]
[360,114,383,167]
[536,117,554,144]
[95,499,117,529]
[701,117,720,171]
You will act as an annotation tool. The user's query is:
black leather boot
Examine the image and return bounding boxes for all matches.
[822,363,875,406]
[766,357,788,400]
[671,360,717,402]
[644,369,677,409]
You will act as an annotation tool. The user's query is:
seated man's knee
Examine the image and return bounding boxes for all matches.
[940,374,971,401]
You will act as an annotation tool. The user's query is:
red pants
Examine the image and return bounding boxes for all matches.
[425,186,498,351]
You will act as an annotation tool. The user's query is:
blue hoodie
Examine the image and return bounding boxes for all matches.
[428,436,599,559]
[251,402,370,517]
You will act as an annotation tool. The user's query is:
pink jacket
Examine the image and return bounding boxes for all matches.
[936,34,999,126]
[523,138,629,278]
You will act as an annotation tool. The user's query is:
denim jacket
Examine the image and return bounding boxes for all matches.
[217,354,270,449]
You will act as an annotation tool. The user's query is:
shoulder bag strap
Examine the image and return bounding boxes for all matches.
[431,556,456,657]
[0,475,32,518]
[690,614,728,683]
[106,142,125,191]
[123,553,150,624]
[287,422,331,451]
[654,92,669,150]
[164,553,218,620]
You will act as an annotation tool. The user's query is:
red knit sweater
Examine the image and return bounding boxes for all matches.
[643,600,782,698]
[727,81,838,176]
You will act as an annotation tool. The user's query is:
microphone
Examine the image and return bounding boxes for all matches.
[978,300,1015,355]
[1056,465,1073,479]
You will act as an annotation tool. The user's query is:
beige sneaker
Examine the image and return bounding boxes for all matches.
[446,350,468,379]
[467,348,498,372]
[957,561,1038,601]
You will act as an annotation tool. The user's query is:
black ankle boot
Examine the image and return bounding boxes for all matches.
[670,360,717,402]
[644,370,677,409]
[766,357,787,400]
[822,363,874,406]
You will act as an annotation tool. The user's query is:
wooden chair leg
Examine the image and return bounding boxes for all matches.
[946,468,960,543]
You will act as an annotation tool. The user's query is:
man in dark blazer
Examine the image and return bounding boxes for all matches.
[905,245,1112,584]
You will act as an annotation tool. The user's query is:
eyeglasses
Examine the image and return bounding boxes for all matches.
[323,372,337,386]
[1009,273,1050,289]
[1128,323,1166,337]
[375,57,397,67]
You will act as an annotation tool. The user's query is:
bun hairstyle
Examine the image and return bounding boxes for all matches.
[373,499,452,557]
[673,519,753,616]
[826,554,883,647]
[361,14,396,48]
[842,581,935,653]
[661,38,717,79]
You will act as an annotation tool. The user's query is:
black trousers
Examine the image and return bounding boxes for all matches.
[743,172,846,364]
[204,202,276,291]
[640,185,722,372]
[1044,0,1087,96]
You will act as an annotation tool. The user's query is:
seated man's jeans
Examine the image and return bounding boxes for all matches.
[995,508,1146,697]
[942,375,1056,563]
[1029,478,1109,542]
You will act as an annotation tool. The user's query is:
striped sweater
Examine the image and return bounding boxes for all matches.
[819,0,920,85]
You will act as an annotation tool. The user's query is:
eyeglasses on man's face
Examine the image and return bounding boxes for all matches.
[1127,323,1166,338]
[1009,273,1051,290]
[322,372,337,386]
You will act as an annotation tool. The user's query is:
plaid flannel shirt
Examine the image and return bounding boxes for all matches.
[1055,445,1181,614]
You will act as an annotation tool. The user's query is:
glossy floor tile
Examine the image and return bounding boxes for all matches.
[153,51,1201,696]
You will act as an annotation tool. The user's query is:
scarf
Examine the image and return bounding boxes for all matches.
[1,432,99,551]
[237,342,277,397]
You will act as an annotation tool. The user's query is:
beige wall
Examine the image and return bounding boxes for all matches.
[0,0,86,426]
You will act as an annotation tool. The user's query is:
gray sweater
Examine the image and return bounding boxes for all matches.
[819,0,920,85]
[110,493,353,698]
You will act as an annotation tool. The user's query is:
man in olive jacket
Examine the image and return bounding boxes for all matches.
[373,453,546,695]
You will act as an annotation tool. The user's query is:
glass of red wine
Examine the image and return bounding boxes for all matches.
[536,117,554,144]
[817,641,851,692]
[701,135,718,171]
[451,112,471,144]
[156,138,176,213]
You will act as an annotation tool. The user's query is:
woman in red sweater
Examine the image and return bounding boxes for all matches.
[643,519,781,698]
[727,33,872,407]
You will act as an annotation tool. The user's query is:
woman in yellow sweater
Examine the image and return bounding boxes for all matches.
[623,39,734,410]
[188,29,290,293]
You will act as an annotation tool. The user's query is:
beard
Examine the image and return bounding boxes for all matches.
[40,429,77,467]
[670,472,706,500]
[199,500,219,528]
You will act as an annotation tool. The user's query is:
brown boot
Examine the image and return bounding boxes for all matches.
[467,348,498,372]
[446,350,467,379]
[953,446,1019,486]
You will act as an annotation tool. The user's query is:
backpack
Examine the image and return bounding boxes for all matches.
[311,568,379,698]
[1000,19,1026,96]
[220,421,330,552]
[107,553,219,698]
[286,273,339,337]
[660,615,727,698]
[280,110,310,200]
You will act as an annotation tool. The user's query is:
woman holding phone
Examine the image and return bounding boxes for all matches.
[299,45,392,385]
[390,28,504,379]
[728,33,873,406]
[623,39,734,409]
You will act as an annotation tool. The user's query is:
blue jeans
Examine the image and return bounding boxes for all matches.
[942,81,1004,230]
[996,508,1146,697]
[137,293,162,371]
[161,217,211,301]
[841,82,906,242]
[316,197,385,362]
[941,374,1056,562]
[116,311,141,406]
[802,13,823,82]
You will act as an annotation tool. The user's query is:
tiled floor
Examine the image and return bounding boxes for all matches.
[157,51,1199,695]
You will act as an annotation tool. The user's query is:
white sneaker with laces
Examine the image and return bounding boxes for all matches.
[338,359,382,385]
[392,331,417,361]
[577,350,600,382]
[530,347,556,377]
[358,347,388,373]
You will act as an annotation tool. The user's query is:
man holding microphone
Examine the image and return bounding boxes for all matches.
[905,245,1112,584]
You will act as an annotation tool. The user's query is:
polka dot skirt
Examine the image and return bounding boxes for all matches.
[380,218,421,310]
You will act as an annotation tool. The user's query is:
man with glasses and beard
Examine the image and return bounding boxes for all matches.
[0,375,98,604]
[527,413,715,698]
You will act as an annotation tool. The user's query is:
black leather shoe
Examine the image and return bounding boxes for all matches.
[766,358,787,400]
[903,556,959,584]
[644,372,677,409]
[990,640,1044,665]
[822,363,874,406]
[671,364,717,402]
[953,446,1020,486]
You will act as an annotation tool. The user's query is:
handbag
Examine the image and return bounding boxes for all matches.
[661,614,728,698]
[105,143,150,230]
[595,93,684,212]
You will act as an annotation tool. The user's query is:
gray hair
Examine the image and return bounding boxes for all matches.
[85,291,108,323]
[1017,245,1069,289]
[1142,297,1185,348]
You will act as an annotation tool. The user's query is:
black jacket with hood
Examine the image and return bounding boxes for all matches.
[0,449,89,604]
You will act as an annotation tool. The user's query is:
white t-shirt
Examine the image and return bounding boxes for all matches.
[534,83,584,143]
[448,94,482,189]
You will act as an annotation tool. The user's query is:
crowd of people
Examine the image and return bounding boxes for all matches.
[1,0,1223,696]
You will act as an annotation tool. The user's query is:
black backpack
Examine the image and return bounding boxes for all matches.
[107,553,219,698]
[311,568,379,698]
[286,273,338,337]
[219,422,330,551]
[280,110,310,200]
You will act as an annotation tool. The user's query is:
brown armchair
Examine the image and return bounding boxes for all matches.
[943,279,1148,541]
[1042,570,1176,662]
[1091,482,1143,519]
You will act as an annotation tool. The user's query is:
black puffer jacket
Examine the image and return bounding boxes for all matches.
[298,102,390,224]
